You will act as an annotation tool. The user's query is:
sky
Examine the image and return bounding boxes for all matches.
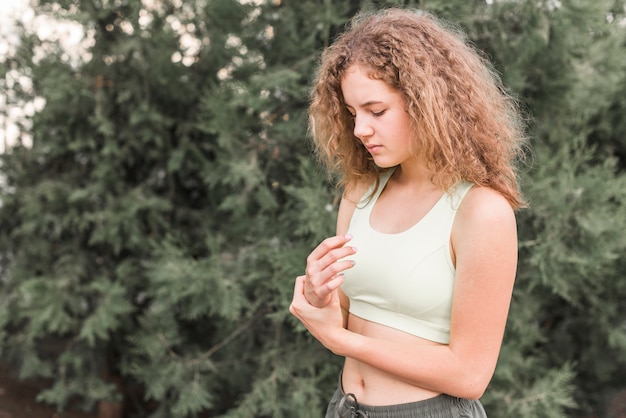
[0,0,32,60]
[0,0,33,153]
[0,0,85,153]
[0,0,30,24]
[0,0,198,153]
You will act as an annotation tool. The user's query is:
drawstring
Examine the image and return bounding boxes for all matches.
[338,393,369,417]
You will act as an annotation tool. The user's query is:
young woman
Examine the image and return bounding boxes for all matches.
[289,8,527,418]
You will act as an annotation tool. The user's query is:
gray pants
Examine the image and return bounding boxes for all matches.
[325,374,488,418]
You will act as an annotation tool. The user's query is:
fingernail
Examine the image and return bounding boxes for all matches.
[351,260,356,266]
[351,246,358,252]
[345,234,353,240]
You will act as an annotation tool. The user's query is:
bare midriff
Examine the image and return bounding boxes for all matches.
[341,313,444,406]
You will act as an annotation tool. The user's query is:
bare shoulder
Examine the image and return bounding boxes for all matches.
[448,186,519,394]
[336,180,370,235]
[452,186,517,260]
[456,186,516,229]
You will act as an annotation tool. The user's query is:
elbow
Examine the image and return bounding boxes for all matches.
[454,382,488,401]
[450,370,492,400]
[461,385,487,401]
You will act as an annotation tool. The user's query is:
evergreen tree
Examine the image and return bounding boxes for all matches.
[0,0,354,416]
[0,0,625,417]
[463,1,626,416]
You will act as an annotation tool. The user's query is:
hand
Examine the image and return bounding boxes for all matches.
[304,234,357,307]
[290,275,345,351]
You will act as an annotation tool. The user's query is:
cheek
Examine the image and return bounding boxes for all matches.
[391,114,413,141]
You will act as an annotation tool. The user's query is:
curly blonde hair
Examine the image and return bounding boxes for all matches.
[309,8,527,208]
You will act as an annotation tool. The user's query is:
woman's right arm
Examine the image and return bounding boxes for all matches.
[302,182,367,309]
[334,183,367,324]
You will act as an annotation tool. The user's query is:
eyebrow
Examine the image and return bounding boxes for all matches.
[345,100,384,108]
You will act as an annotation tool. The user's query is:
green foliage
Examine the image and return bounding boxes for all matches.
[0,0,625,417]
[489,362,577,418]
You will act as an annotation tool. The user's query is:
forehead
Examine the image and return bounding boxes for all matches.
[341,65,401,106]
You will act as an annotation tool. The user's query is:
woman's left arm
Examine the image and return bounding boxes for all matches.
[290,187,518,400]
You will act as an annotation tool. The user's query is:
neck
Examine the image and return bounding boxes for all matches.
[393,159,434,188]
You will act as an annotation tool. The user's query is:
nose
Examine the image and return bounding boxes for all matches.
[353,115,373,140]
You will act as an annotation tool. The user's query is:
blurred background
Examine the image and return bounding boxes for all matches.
[0,0,625,417]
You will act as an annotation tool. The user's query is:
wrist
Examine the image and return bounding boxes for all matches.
[304,293,330,308]
[324,327,352,356]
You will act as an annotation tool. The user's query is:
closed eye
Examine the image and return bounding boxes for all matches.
[345,108,386,118]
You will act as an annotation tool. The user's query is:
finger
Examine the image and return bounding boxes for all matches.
[305,246,357,284]
[294,275,305,293]
[305,263,352,308]
[289,276,306,316]
[306,234,353,265]
[318,244,358,267]
[316,259,356,283]
[304,255,353,290]
[325,274,345,292]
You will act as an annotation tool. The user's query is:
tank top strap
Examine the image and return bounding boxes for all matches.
[448,181,474,210]
[358,167,397,210]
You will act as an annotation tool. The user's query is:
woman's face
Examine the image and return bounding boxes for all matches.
[341,65,415,169]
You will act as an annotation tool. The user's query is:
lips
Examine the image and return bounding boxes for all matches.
[365,144,382,153]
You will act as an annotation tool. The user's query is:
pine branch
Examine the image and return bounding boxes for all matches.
[191,307,271,365]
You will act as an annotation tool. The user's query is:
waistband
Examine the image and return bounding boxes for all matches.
[328,372,486,418]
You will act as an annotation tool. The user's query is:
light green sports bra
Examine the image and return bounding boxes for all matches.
[341,168,473,344]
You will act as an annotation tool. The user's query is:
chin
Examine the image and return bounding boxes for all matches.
[373,160,399,169]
